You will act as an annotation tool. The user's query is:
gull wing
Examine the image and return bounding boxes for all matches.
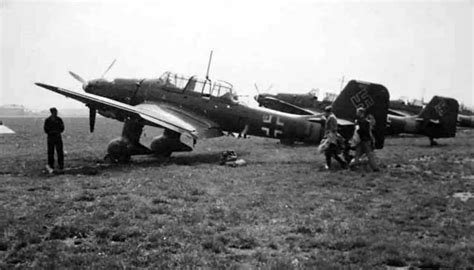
[136,103,223,139]
[35,83,216,139]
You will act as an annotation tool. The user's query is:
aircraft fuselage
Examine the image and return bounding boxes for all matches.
[458,114,474,128]
[86,77,323,144]
[386,114,456,139]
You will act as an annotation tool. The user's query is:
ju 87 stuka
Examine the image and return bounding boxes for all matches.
[35,57,388,162]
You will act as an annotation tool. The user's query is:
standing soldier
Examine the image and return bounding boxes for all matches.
[44,107,65,173]
[350,107,379,172]
[322,106,347,170]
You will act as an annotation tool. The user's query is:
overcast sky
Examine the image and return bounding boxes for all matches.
[1,0,472,110]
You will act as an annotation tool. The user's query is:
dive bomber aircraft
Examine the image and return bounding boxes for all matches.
[389,100,474,129]
[386,96,459,145]
[256,80,390,149]
[257,83,459,146]
[35,62,389,161]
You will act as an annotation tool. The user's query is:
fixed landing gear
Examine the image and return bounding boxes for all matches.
[429,137,438,146]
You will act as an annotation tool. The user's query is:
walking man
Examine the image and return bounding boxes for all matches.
[322,106,347,170]
[349,107,379,172]
[44,107,64,173]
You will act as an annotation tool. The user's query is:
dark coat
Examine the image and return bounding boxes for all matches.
[44,116,64,137]
[357,117,372,142]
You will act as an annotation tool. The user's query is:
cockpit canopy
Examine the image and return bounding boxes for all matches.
[158,71,235,98]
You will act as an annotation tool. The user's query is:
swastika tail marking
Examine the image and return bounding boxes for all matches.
[434,100,447,117]
[350,89,374,109]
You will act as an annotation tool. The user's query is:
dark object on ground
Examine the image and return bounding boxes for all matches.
[220,150,238,165]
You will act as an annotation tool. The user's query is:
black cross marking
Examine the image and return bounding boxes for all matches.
[261,114,284,137]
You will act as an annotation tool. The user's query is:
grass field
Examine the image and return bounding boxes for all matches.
[1,117,473,269]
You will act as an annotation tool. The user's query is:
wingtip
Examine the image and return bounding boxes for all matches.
[34,82,48,88]
[34,82,58,91]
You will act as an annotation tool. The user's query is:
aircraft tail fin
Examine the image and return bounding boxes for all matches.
[418,96,459,138]
[332,80,390,149]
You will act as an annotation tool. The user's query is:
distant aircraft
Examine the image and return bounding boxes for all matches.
[256,90,332,113]
[257,83,460,146]
[457,114,474,128]
[389,99,423,116]
[0,121,15,134]
[35,57,389,162]
[386,96,459,146]
[389,99,474,129]
[256,80,390,149]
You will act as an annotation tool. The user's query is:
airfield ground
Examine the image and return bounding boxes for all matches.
[0,117,473,269]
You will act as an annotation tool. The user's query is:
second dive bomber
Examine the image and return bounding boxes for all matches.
[36,57,388,162]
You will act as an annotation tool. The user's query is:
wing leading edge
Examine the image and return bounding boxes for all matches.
[35,83,205,139]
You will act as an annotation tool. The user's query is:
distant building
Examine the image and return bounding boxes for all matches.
[410,99,424,107]
[0,104,29,116]
[323,92,337,102]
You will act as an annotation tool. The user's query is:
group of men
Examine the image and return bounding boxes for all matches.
[322,105,379,172]
[43,106,379,173]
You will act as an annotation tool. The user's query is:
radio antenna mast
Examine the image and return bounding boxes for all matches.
[205,50,213,81]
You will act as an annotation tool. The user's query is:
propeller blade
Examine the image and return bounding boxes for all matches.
[101,59,116,78]
[89,107,96,133]
[69,71,86,85]
[266,84,273,92]
[253,83,261,101]
[254,83,260,94]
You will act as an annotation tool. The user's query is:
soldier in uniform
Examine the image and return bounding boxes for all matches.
[322,106,347,170]
[44,107,65,172]
[349,107,379,172]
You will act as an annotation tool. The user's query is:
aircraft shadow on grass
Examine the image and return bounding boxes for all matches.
[41,151,251,176]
